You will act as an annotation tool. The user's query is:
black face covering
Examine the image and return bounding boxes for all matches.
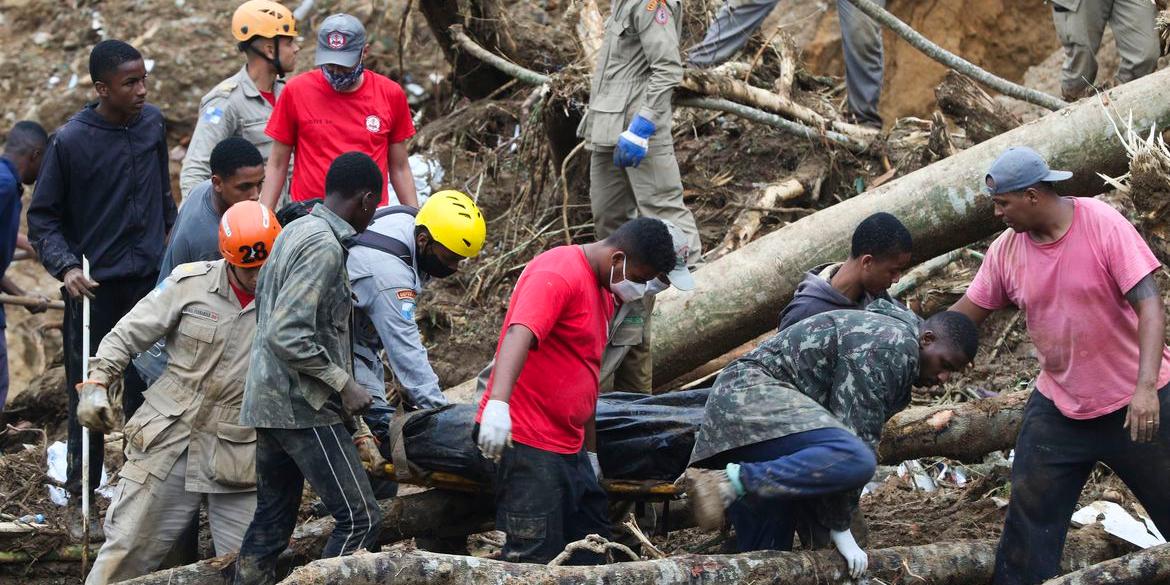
[419,242,456,278]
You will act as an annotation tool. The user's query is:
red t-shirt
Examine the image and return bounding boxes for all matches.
[967,197,1170,419]
[229,279,255,308]
[259,89,276,108]
[476,246,615,454]
[265,69,416,205]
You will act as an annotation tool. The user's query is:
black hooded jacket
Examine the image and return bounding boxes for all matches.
[28,103,176,282]
[777,262,894,331]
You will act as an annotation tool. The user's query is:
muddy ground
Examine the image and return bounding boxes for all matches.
[0,0,1164,582]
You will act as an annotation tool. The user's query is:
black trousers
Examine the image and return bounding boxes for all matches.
[235,425,381,585]
[63,275,156,498]
[993,386,1170,584]
[495,442,611,564]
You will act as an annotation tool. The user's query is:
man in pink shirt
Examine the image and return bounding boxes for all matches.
[950,147,1170,585]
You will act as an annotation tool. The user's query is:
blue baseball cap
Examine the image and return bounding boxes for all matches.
[984,146,1072,194]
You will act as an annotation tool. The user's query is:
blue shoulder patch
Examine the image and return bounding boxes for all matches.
[202,106,224,125]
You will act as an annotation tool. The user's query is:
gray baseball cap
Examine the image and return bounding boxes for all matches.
[661,220,695,291]
[985,146,1072,194]
[315,14,366,68]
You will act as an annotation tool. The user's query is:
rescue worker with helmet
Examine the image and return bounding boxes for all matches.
[76,201,281,585]
[179,0,300,203]
[349,190,487,451]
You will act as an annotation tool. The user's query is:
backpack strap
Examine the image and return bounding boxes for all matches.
[348,205,419,266]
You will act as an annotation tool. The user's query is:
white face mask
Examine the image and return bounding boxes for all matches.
[609,256,646,303]
[645,277,670,297]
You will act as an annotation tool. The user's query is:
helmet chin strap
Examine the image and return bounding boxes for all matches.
[246,37,286,78]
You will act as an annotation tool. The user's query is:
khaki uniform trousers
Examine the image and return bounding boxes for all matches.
[85,452,257,585]
[589,146,702,263]
[1051,0,1158,100]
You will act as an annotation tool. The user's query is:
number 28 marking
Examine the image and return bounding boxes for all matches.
[239,241,269,264]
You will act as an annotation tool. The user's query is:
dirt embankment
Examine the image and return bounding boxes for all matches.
[763,0,1060,123]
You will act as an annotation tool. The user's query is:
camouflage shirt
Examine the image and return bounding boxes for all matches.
[689,300,920,530]
[241,205,357,429]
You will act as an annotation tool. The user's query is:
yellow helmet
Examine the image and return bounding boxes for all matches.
[416,190,487,258]
[232,0,298,42]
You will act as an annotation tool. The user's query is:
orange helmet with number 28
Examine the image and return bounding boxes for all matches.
[220,201,281,268]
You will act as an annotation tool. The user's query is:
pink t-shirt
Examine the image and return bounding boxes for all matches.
[967,197,1170,419]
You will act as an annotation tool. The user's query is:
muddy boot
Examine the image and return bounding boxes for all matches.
[64,502,105,542]
[685,468,736,531]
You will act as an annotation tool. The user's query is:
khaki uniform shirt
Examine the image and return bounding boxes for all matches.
[579,0,684,150]
[179,66,288,199]
[598,298,649,392]
[241,205,357,429]
[91,260,258,493]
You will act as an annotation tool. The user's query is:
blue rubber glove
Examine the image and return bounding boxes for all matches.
[613,114,656,168]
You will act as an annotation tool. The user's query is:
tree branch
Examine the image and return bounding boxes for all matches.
[841,0,1068,111]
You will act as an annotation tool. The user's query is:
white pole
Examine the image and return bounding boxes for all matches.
[80,255,90,576]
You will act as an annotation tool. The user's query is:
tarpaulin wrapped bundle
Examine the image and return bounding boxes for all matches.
[389,389,711,485]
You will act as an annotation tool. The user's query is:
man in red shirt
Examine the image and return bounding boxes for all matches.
[259,13,418,209]
[950,147,1170,585]
[475,217,679,564]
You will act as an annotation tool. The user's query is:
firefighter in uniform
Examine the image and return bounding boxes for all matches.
[580,0,701,261]
[349,190,487,444]
[76,202,281,584]
[179,0,299,203]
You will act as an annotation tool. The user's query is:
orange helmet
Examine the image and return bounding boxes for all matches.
[232,0,298,42]
[219,201,281,268]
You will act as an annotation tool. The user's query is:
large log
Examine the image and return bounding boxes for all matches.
[1043,542,1170,585]
[277,528,1127,585]
[119,490,494,585]
[648,68,1170,385]
[877,391,1029,464]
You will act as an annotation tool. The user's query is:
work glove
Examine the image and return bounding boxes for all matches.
[830,528,868,579]
[477,399,512,461]
[352,419,389,477]
[76,381,116,434]
[587,451,603,480]
[613,114,656,168]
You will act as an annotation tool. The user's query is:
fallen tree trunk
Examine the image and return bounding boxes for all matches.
[877,390,1029,464]
[936,71,1021,144]
[120,490,494,585]
[648,67,1170,385]
[278,528,1126,585]
[1043,542,1170,585]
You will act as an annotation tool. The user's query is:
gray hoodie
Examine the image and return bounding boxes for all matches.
[777,262,893,332]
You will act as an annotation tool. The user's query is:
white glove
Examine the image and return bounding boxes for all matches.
[830,528,868,579]
[477,399,512,460]
[587,451,602,479]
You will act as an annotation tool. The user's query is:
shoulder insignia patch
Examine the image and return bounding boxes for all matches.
[646,0,660,10]
[172,261,214,280]
[655,4,670,24]
[201,105,224,125]
[394,289,418,320]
